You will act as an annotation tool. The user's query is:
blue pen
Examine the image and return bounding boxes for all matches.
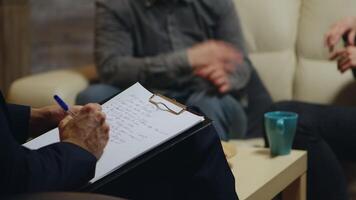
[53,95,76,117]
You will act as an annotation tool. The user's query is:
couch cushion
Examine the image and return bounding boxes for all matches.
[250,50,296,102]
[298,0,356,60]
[7,70,88,107]
[294,58,355,104]
[234,0,301,53]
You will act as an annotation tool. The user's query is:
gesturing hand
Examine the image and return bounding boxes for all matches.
[59,103,110,159]
[329,46,356,73]
[325,16,356,52]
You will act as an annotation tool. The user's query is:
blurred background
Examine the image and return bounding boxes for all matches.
[1,0,94,94]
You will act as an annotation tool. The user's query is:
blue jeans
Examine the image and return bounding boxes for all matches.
[77,84,247,140]
[185,92,247,140]
[76,84,121,105]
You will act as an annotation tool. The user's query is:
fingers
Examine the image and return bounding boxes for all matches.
[215,42,242,64]
[79,103,105,124]
[338,54,350,66]
[329,49,347,60]
[70,105,83,115]
[195,64,217,78]
[204,40,241,64]
[325,30,339,50]
[215,76,228,88]
[102,123,110,134]
[216,77,231,93]
[195,59,236,79]
[81,103,102,114]
[100,123,110,143]
[325,22,351,49]
[209,68,226,81]
[338,59,352,73]
[219,83,231,93]
[194,62,232,93]
[325,17,356,50]
[97,122,110,143]
[223,62,236,73]
[325,24,346,49]
[91,122,110,159]
[208,69,231,93]
[330,46,356,73]
[59,115,73,129]
[349,30,356,45]
[195,63,226,79]
[188,40,242,71]
[94,112,106,125]
[62,104,106,132]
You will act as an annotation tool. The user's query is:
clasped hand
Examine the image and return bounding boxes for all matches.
[188,40,243,93]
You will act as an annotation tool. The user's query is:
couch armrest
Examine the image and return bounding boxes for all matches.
[7,70,89,108]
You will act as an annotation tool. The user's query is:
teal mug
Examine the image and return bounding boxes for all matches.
[264,111,298,156]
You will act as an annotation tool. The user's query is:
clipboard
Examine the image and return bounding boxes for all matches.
[79,89,212,191]
[149,94,186,115]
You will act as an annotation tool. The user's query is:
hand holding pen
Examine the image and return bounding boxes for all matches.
[53,95,78,117]
[53,95,110,159]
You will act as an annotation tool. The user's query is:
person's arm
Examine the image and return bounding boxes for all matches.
[95,1,191,89]
[8,143,97,193]
[5,104,31,144]
[2,139,96,193]
[214,0,252,91]
[0,91,109,194]
[6,103,82,142]
[0,102,98,194]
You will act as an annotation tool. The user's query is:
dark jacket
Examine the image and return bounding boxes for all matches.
[0,92,97,195]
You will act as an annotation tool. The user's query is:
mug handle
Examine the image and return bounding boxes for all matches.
[277,119,285,135]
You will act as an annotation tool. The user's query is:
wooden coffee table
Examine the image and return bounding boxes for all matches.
[230,146,307,200]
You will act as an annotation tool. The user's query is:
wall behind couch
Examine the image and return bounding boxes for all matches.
[30,0,95,73]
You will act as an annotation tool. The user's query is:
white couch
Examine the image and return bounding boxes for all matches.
[236,0,356,105]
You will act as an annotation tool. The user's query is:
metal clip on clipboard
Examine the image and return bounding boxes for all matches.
[149,94,186,115]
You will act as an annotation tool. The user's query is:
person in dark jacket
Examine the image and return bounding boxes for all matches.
[0,91,237,200]
[0,92,109,193]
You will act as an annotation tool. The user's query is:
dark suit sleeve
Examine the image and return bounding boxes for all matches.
[1,139,97,194]
[6,104,31,144]
[0,100,97,194]
[24,142,97,192]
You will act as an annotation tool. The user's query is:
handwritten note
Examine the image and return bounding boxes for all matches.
[104,93,160,145]
[24,83,204,183]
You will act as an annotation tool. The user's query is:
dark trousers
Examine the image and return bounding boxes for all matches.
[267,101,353,200]
[95,123,238,200]
[244,68,273,138]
